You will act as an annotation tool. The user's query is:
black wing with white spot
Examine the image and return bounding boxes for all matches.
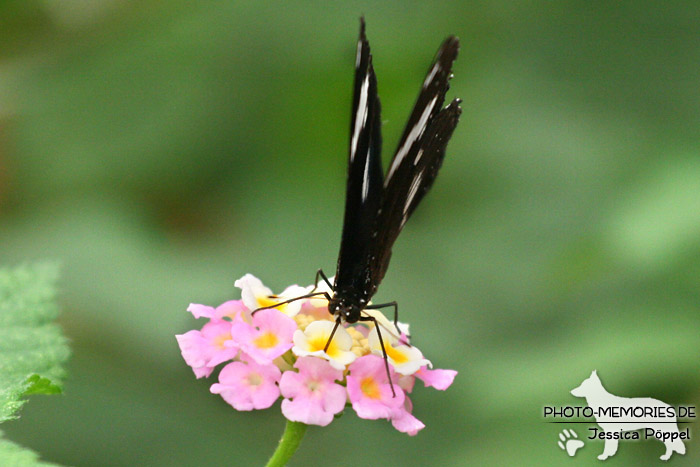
[333,19,384,298]
[367,36,461,291]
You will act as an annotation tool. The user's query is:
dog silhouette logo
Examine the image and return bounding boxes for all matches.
[571,370,687,461]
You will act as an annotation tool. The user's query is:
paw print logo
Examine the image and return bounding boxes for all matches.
[558,428,584,457]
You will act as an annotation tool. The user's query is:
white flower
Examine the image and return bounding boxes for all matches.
[304,274,335,309]
[292,320,357,370]
[360,308,400,336]
[368,326,430,376]
[235,273,307,317]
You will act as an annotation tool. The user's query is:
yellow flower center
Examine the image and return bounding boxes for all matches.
[384,343,409,365]
[347,327,370,357]
[213,332,232,349]
[254,331,279,349]
[247,372,262,386]
[293,313,317,331]
[306,380,320,392]
[257,295,287,313]
[360,377,381,399]
[308,335,340,358]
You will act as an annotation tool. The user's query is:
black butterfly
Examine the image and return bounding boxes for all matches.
[255,19,460,391]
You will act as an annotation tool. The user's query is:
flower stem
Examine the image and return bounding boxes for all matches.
[265,420,308,467]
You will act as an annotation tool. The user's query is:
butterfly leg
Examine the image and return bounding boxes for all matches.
[312,268,334,292]
[251,291,332,315]
[323,317,342,353]
[364,301,410,346]
[358,314,397,397]
[365,301,399,327]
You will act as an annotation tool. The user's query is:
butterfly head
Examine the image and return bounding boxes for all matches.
[328,295,363,324]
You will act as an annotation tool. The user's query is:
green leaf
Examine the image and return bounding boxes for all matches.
[21,375,62,396]
[0,263,69,465]
[0,432,60,466]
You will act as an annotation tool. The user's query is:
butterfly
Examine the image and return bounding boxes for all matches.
[255,19,460,393]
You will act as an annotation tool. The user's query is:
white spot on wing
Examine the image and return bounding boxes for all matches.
[414,149,424,166]
[403,171,424,219]
[350,73,370,162]
[361,150,371,202]
[423,63,440,89]
[386,95,438,181]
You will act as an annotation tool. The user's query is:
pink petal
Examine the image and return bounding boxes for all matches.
[295,354,344,382]
[347,384,404,419]
[279,370,306,398]
[230,317,255,341]
[391,408,425,436]
[176,330,208,368]
[200,319,233,340]
[281,397,335,426]
[193,366,214,379]
[187,303,215,319]
[176,330,216,378]
[251,380,283,409]
[215,300,248,320]
[230,320,264,362]
[200,319,238,367]
[321,383,348,415]
[212,360,247,382]
[347,353,382,377]
[398,375,416,393]
[416,367,457,390]
[255,308,298,340]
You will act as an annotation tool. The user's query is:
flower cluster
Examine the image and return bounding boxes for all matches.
[176,273,456,435]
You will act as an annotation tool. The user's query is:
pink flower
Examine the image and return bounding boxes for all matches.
[415,366,457,390]
[230,309,297,365]
[347,355,405,420]
[210,360,281,411]
[279,357,346,426]
[176,319,237,378]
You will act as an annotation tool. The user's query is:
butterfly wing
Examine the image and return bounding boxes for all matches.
[333,19,384,299]
[367,36,461,291]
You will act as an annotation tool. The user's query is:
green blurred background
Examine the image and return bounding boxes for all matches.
[1,1,699,465]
